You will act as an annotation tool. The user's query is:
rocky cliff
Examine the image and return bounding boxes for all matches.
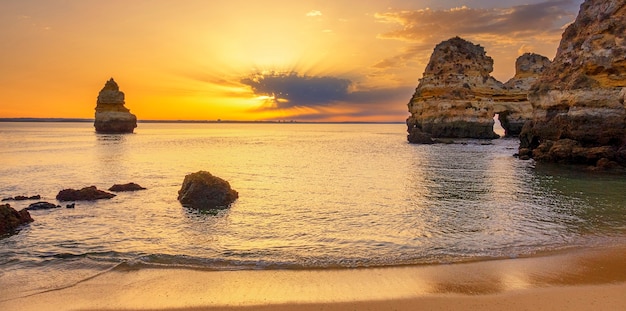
[519,0,626,167]
[407,38,547,143]
[94,78,137,133]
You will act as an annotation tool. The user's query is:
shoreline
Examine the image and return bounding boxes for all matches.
[2,245,626,311]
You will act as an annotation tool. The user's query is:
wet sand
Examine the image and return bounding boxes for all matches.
[2,245,626,311]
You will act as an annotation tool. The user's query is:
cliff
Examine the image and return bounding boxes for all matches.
[519,0,626,168]
[94,78,137,133]
[407,38,547,143]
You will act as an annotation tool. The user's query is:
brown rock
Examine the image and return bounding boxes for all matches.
[178,171,238,210]
[407,37,549,142]
[94,78,137,134]
[109,182,146,192]
[0,204,34,235]
[26,201,61,210]
[520,0,626,168]
[56,186,116,201]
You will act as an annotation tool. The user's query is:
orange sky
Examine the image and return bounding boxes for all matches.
[0,0,582,122]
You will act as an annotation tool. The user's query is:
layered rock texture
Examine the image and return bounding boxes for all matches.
[407,37,548,143]
[94,78,137,133]
[519,0,626,167]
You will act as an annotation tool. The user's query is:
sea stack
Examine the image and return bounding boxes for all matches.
[406,37,547,143]
[518,0,626,168]
[94,78,137,133]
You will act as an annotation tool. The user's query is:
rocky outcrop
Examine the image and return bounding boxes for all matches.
[500,53,552,136]
[26,202,61,210]
[1,204,33,235]
[109,183,146,192]
[94,78,137,133]
[56,186,116,201]
[504,53,553,91]
[178,171,238,210]
[407,37,548,142]
[519,0,626,167]
[2,195,41,201]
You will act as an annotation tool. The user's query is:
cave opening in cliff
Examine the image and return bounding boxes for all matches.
[493,114,505,137]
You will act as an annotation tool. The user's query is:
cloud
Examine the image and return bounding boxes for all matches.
[306,10,322,17]
[241,71,352,109]
[371,0,580,76]
[376,0,577,42]
[239,71,414,121]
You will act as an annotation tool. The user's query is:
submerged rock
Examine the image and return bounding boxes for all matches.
[2,195,41,201]
[407,37,549,142]
[178,171,238,210]
[56,186,116,201]
[94,78,137,134]
[109,182,146,192]
[26,201,61,210]
[519,0,626,167]
[0,204,34,235]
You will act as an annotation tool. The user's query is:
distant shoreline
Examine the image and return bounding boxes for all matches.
[0,118,404,124]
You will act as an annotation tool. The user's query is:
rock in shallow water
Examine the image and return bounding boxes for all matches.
[26,202,61,210]
[2,195,41,201]
[94,78,137,134]
[519,0,626,168]
[0,204,34,235]
[406,37,548,142]
[56,186,116,201]
[108,182,146,192]
[177,171,238,210]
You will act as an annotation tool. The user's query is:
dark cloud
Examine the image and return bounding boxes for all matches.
[240,71,352,109]
[263,85,415,121]
[376,0,577,41]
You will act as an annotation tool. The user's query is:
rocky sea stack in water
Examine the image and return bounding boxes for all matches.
[407,37,549,143]
[178,171,238,210]
[519,0,626,167]
[94,78,137,134]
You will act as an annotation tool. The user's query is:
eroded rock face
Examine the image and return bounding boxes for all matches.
[407,37,547,142]
[0,204,33,235]
[178,171,238,210]
[94,78,137,133]
[504,53,553,91]
[519,0,626,167]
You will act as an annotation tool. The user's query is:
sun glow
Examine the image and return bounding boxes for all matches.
[0,1,578,122]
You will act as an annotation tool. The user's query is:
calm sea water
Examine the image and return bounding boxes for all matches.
[1,122,626,296]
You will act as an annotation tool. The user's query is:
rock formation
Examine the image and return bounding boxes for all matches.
[407,37,549,143]
[109,183,146,192]
[26,202,61,210]
[178,171,238,210]
[519,0,626,167]
[94,78,137,133]
[0,204,33,235]
[501,53,552,136]
[56,186,116,201]
[2,195,41,201]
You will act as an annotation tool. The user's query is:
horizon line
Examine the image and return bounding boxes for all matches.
[0,117,405,125]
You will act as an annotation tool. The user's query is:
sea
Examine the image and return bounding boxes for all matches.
[1,122,626,297]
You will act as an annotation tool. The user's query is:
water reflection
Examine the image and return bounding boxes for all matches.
[94,133,131,182]
[402,138,626,258]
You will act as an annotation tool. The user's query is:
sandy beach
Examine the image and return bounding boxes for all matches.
[2,244,626,311]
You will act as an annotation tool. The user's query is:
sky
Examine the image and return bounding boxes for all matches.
[0,0,583,122]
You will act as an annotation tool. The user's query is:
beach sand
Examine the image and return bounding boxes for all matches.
[2,245,626,311]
